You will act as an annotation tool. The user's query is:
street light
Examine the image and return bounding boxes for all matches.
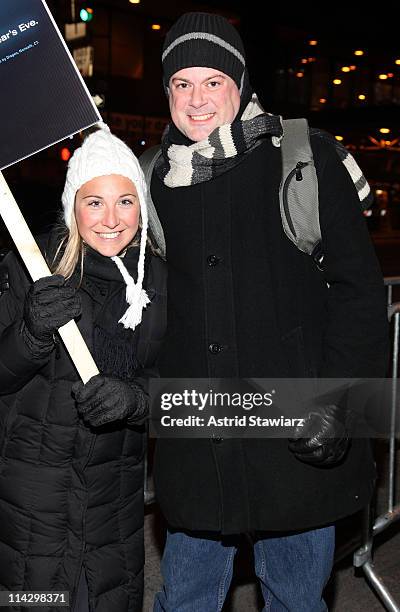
[60,147,71,162]
[79,7,93,22]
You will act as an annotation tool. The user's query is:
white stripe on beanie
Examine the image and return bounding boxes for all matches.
[162,32,245,68]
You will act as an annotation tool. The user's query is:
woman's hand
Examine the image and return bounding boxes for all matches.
[72,375,148,427]
[24,275,81,344]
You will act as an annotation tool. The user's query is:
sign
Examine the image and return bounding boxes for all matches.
[73,45,93,77]
[0,0,101,170]
[65,22,87,41]
[109,113,169,148]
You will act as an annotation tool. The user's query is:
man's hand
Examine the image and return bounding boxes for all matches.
[72,375,148,427]
[288,404,350,466]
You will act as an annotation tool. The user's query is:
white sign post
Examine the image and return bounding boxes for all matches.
[0,174,98,382]
[0,0,101,382]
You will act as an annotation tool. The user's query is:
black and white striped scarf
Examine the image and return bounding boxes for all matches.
[156,94,372,207]
[155,94,283,188]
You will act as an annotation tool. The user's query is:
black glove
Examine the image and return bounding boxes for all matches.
[24,274,81,344]
[288,404,350,466]
[72,375,148,428]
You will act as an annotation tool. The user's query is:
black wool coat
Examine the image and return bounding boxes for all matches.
[150,133,389,534]
[0,238,166,611]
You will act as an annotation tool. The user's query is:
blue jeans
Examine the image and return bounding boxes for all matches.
[154,526,335,612]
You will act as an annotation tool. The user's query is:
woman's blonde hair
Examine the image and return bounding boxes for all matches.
[53,213,84,279]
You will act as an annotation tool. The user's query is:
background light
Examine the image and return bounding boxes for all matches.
[333,79,342,85]
[79,7,93,22]
[380,128,391,134]
[60,147,71,162]
[354,50,364,56]
[151,24,161,30]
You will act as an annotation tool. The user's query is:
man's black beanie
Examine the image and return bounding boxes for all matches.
[162,12,246,93]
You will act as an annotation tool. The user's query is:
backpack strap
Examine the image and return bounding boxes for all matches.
[279,118,323,270]
[310,127,373,209]
[139,145,166,259]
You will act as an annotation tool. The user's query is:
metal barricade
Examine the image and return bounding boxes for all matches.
[385,276,400,308]
[353,300,400,611]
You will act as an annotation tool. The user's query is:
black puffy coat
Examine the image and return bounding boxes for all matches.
[0,237,166,611]
[151,133,389,534]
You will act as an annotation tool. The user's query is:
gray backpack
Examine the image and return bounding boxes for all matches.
[140,118,372,270]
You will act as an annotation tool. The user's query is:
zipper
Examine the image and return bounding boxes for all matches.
[54,335,61,360]
[282,161,310,238]
[71,433,96,607]
[83,434,96,470]
[295,161,308,181]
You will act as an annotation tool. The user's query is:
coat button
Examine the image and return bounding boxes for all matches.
[208,342,222,354]
[213,437,223,444]
[207,255,220,267]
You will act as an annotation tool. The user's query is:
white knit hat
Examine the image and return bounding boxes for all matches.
[61,122,150,331]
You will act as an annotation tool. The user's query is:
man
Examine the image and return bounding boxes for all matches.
[147,12,389,611]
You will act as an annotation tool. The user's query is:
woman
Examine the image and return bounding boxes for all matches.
[0,125,166,611]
